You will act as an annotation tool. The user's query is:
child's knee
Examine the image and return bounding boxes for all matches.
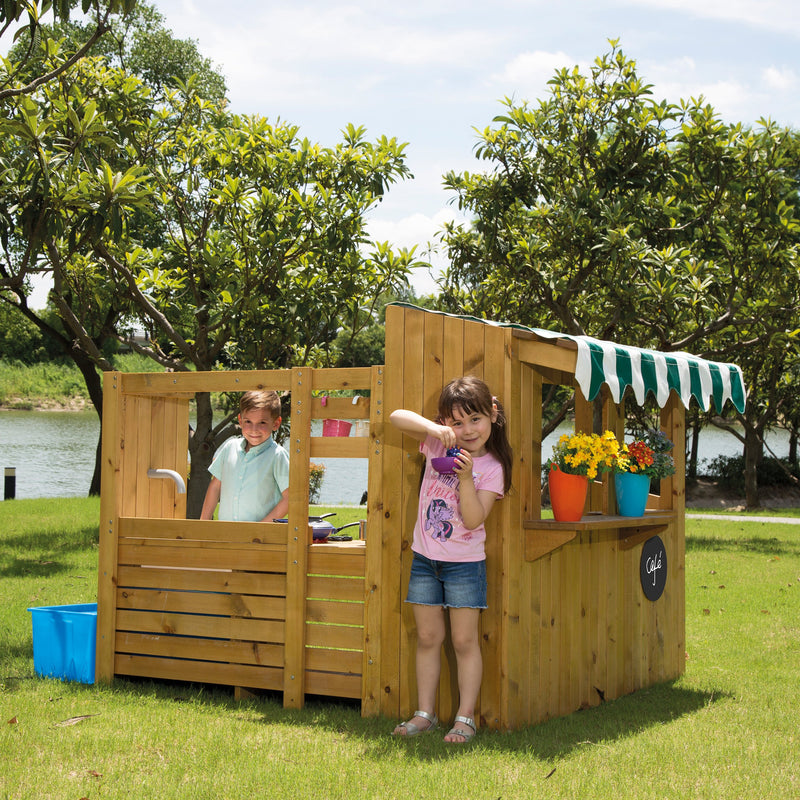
[416,624,446,649]
[450,628,480,655]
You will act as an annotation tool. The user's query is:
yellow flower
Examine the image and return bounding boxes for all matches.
[545,430,622,478]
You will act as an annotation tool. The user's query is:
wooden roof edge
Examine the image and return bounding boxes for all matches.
[511,328,579,350]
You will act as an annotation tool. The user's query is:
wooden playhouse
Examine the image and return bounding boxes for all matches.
[96,303,746,729]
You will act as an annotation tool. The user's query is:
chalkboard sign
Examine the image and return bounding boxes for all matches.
[640,535,667,601]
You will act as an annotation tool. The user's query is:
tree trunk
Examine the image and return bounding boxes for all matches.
[186,390,215,518]
[688,415,701,481]
[743,424,762,509]
[70,348,105,496]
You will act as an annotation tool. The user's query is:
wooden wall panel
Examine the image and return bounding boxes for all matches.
[134,396,151,518]
[381,304,417,717]
[479,322,513,728]
[148,397,166,516]
[517,365,541,726]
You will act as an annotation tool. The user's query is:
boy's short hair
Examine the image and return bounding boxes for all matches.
[239,390,281,419]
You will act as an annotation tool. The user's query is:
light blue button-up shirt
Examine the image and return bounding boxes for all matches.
[209,435,290,521]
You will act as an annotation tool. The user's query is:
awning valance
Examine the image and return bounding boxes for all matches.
[567,334,745,412]
[389,304,747,413]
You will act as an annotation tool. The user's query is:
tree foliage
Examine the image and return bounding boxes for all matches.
[0,17,420,509]
[0,1,136,102]
[438,43,800,507]
[5,2,226,102]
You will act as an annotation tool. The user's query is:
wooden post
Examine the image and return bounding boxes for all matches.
[284,368,312,708]
[96,372,122,682]
[361,365,386,715]
[3,467,15,500]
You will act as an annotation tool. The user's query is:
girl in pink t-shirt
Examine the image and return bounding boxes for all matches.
[390,377,512,744]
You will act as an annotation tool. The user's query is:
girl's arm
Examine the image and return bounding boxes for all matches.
[389,409,456,449]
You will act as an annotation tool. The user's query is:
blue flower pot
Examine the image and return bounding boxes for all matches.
[614,471,650,517]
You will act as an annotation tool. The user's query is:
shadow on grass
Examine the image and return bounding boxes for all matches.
[65,675,727,762]
[371,681,729,761]
[686,532,800,557]
[0,525,98,578]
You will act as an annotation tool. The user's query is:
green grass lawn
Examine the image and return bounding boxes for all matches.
[1,498,798,799]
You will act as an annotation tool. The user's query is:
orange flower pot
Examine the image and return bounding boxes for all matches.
[548,467,589,522]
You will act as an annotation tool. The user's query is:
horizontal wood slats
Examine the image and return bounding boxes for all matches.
[115,654,285,691]
[112,517,366,698]
[116,566,287,596]
[119,517,291,544]
[117,632,284,667]
[309,438,370,458]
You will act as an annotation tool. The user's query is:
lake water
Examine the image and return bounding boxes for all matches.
[0,409,791,502]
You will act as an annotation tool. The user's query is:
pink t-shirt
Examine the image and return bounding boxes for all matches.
[412,436,505,563]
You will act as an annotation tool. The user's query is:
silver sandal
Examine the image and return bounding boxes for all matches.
[445,715,476,743]
[393,709,438,736]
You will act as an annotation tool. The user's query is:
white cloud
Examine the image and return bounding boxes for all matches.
[173,3,505,111]
[368,205,465,294]
[489,50,581,94]
[762,66,797,91]
[369,206,461,253]
[617,0,800,36]
[117,0,800,257]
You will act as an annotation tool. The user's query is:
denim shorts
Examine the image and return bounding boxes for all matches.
[405,552,487,609]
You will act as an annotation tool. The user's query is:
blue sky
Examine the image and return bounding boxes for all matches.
[151,0,799,292]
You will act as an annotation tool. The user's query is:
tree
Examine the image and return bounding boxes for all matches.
[0,33,420,508]
[1,4,222,497]
[90,91,418,514]
[438,43,800,507]
[0,1,152,495]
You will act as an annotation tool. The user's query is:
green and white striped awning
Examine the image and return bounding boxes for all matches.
[390,304,747,413]
[570,335,745,412]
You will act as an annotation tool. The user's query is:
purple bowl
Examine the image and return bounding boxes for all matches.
[431,456,458,474]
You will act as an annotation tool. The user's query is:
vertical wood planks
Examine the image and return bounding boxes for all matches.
[519,365,542,725]
[133,395,151,518]
[480,322,513,728]
[381,305,415,718]
[148,397,166,516]
[662,394,686,679]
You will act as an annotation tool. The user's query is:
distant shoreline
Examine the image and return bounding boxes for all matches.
[0,397,92,412]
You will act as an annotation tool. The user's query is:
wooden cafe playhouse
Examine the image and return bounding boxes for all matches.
[96,303,746,730]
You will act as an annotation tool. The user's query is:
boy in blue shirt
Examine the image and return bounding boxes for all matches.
[200,390,290,521]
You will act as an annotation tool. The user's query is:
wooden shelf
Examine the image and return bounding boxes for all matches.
[523,510,677,561]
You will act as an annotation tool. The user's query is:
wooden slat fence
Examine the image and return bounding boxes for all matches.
[110,518,366,698]
[97,366,383,707]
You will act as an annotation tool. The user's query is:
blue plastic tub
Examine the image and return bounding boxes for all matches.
[27,603,97,684]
